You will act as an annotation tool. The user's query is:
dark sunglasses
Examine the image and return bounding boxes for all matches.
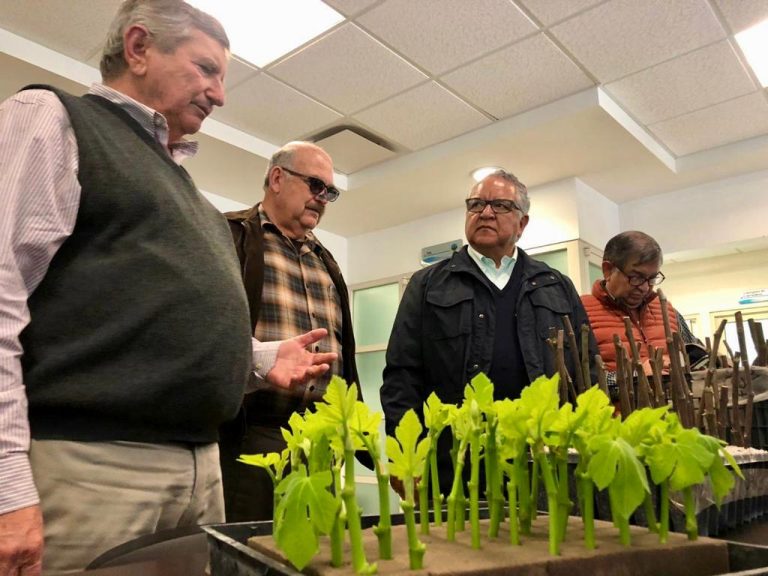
[280,167,340,202]
[465,197,521,214]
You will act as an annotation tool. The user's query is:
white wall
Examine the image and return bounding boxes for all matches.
[661,249,768,337]
[620,169,768,255]
[575,179,621,250]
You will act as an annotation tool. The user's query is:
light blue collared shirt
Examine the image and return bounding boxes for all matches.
[467,245,518,289]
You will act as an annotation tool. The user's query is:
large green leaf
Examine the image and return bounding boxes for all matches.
[274,470,338,569]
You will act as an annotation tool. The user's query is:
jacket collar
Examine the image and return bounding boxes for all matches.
[591,278,659,313]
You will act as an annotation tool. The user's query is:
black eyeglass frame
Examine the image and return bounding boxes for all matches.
[465,197,522,214]
[280,167,340,202]
[616,267,666,287]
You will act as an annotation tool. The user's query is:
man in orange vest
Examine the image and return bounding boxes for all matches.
[581,231,683,398]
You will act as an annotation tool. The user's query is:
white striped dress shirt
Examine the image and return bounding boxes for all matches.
[0,84,277,515]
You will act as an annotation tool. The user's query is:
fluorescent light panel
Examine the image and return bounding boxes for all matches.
[735,18,768,88]
[187,0,343,68]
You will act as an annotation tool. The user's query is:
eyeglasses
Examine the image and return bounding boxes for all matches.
[617,267,665,287]
[465,198,522,214]
[280,167,340,202]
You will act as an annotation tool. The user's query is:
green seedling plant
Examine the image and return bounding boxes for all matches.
[495,397,530,545]
[237,449,290,531]
[569,386,616,549]
[588,417,650,547]
[386,409,430,570]
[420,392,451,532]
[315,377,377,574]
[350,400,393,560]
[445,400,472,541]
[521,375,564,555]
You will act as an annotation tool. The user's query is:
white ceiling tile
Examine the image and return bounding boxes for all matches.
[0,0,120,61]
[649,93,768,156]
[354,82,491,150]
[358,0,537,75]
[315,129,396,173]
[442,34,593,119]
[225,58,259,91]
[552,0,726,82]
[269,24,426,115]
[714,0,768,34]
[322,0,379,17]
[605,41,756,124]
[211,73,342,145]
[518,0,606,26]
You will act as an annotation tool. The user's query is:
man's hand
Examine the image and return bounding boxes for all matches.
[0,505,43,576]
[266,328,338,389]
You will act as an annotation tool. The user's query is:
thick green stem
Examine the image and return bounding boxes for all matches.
[530,456,540,521]
[403,479,426,569]
[374,470,392,560]
[469,430,481,549]
[330,464,344,567]
[446,442,467,541]
[643,492,658,534]
[419,456,430,535]
[343,449,374,574]
[683,487,698,541]
[659,480,670,544]
[514,453,532,535]
[580,475,595,550]
[556,456,570,543]
[486,422,502,538]
[610,487,631,547]
[430,451,443,526]
[507,475,520,545]
[537,451,560,556]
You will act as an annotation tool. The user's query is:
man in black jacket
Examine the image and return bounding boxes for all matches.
[220,141,361,521]
[381,169,597,496]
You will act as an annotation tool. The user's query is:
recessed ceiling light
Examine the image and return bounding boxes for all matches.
[735,18,768,88]
[471,166,503,182]
[187,0,344,68]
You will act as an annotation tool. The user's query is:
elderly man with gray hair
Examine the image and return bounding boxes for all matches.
[0,2,336,573]
[381,170,597,498]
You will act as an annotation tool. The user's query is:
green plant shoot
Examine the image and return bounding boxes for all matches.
[387,409,430,570]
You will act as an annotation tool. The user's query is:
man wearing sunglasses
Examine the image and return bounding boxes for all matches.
[381,169,597,497]
[219,141,360,521]
[581,231,682,391]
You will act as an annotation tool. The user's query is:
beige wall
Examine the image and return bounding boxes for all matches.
[661,249,768,338]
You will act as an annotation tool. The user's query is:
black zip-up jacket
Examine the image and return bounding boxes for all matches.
[381,246,598,438]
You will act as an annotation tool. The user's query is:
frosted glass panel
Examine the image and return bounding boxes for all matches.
[589,263,603,287]
[357,350,386,413]
[532,249,569,276]
[353,283,400,347]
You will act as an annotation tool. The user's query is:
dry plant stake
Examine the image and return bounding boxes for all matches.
[623,317,653,409]
[595,354,609,396]
[735,312,755,446]
[614,335,632,418]
[564,315,586,394]
[730,358,745,447]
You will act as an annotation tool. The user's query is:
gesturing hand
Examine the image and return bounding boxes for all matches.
[266,328,338,389]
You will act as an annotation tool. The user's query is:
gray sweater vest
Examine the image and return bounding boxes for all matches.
[20,87,252,444]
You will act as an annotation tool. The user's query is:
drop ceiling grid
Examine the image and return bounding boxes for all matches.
[648,92,768,156]
[440,33,595,120]
[604,40,758,125]
[516,0,608,26]
[0,0,120,61]
[355,0,538,76]
[354,81,491,150]
[211,73,342,145]
[322,0,381,19]
[268,23,427,115]
[550,0,727,83]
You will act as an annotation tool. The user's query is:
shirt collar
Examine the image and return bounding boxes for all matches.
[257,204,318,251]
[88,83,199,164]
[467,244,517,271]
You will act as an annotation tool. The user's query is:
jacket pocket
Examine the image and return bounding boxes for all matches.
[529,287,574,341]
[424,288,473,339]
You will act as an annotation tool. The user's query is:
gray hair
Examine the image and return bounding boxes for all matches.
[471,169,530,215]
[100,0,229,81]
[603,231,663,270]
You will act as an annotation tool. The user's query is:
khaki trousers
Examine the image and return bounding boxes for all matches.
[30,439,224,575]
